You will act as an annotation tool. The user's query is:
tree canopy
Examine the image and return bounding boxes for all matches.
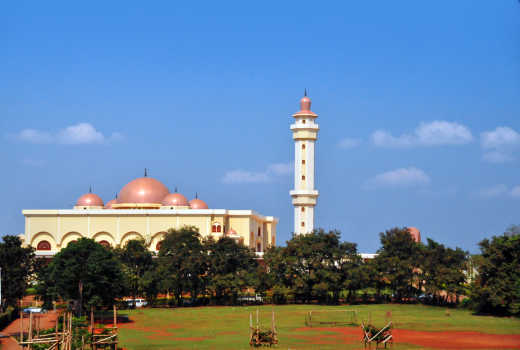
[38,238,125,314]
[0,235,35,310]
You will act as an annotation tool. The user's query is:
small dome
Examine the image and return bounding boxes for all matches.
[104,199,116,209]
[118,177,169,204]
[162,193,188,206]
[407,227,421,243]
[189,198,208,209]
[76,193,104,207]
[300,96,311,111]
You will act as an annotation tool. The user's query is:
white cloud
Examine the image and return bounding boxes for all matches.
[478,184,508,198]
[364,167,431,189]
[14,123,122,145]
[511,186,520,198]
[268,162,293,176]
[18,129,53,144]
[477,184,520,199]
[338,138,361,149]
[371,121,473,148]
[222,162,292,184]
[481,126,520,163]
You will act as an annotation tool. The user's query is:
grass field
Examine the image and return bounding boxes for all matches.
[117,304,520,350]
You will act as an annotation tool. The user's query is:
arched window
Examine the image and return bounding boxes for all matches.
[37,240,51,251]
[212,224,217,233]
[257,227,261,237]
[217,225,221,233]
[98,240,110,248]
[256,243,262,252]
[156,241,162,251]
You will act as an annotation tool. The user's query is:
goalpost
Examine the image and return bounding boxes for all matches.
[305,309,358,327]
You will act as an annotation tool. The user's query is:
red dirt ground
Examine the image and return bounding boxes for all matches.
[293,326,520,349]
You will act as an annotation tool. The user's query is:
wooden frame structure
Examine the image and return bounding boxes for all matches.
[361,321,393,349]
[90,305,119,350]
[249,308,278,347]
[18,310,73,350]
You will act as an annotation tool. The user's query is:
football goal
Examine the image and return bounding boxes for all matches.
[305,309,358,327]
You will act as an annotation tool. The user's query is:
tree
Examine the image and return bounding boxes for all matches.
[374,227,421,301]
[422,239,467,304]
[38,238,125,315]
[116,239,154,307]
[205,236,258,304]
[157,227,206,306]
[265,229,358,304]
[0,235,35,311]
[471,233,520,316]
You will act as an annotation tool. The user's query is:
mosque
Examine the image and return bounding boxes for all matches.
[20,93,420,258]
[22,173,278,257]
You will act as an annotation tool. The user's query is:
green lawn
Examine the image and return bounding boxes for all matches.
[117,304,520,350]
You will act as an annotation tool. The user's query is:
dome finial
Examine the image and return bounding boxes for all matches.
[144,168,148,177]
[89,186,92,193]
[174,186,178,193]
[195,192,198,199]
[304,88,307,97]
[115,193,118,199]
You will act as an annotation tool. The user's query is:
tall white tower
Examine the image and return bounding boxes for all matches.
[290,91,319,234]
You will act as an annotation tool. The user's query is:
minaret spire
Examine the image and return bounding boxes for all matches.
[289,92,319,234]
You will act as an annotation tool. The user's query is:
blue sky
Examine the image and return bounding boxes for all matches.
[1,1,519,253]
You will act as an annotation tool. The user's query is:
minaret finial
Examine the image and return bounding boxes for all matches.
[144,168,148,177]
[304,88,307,97]
[89,186,92,193]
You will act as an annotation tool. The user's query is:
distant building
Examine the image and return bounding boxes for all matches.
[21,173,277,257]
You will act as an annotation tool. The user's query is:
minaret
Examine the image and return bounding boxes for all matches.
[290,91,319,234]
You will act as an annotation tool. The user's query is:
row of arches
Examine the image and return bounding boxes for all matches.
[31,231,166,251]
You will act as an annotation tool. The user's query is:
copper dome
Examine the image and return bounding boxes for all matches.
[189,198,208,209]
[104,199,116,209]
[162,192,189,206]
[76,193,104,207]
[407,227,421,243]
[118,177,169,204]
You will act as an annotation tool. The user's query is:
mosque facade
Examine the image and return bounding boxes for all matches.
[21,173,277,257]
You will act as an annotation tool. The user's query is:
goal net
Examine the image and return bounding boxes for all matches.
[305,310,358,327]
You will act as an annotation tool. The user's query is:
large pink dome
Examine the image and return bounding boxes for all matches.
[189,198,208,209]
[162,193,188,206]
[118,177,169,204]
[76,193,104,207]
[407,227,421,243]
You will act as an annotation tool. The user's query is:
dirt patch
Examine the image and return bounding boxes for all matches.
[293,326,520,349]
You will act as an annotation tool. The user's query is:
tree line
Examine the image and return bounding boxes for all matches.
[0,225,518,317]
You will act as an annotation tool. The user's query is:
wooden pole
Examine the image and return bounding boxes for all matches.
[19,304,23,347]
[256,308,259,331]
[28,312,33,350]
[55,311,58,344]
[113,304,117,328]
[249,313,252,340]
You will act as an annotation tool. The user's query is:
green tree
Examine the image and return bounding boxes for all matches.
[374,227,421,301]
[157,227,206,306]
[471,233,520,316]
[265,229,357,304]
[116,239,154,307]
[0,235,35,310]
[205,236,258,304]
[38,238,125,315]
[422,239,467,304]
